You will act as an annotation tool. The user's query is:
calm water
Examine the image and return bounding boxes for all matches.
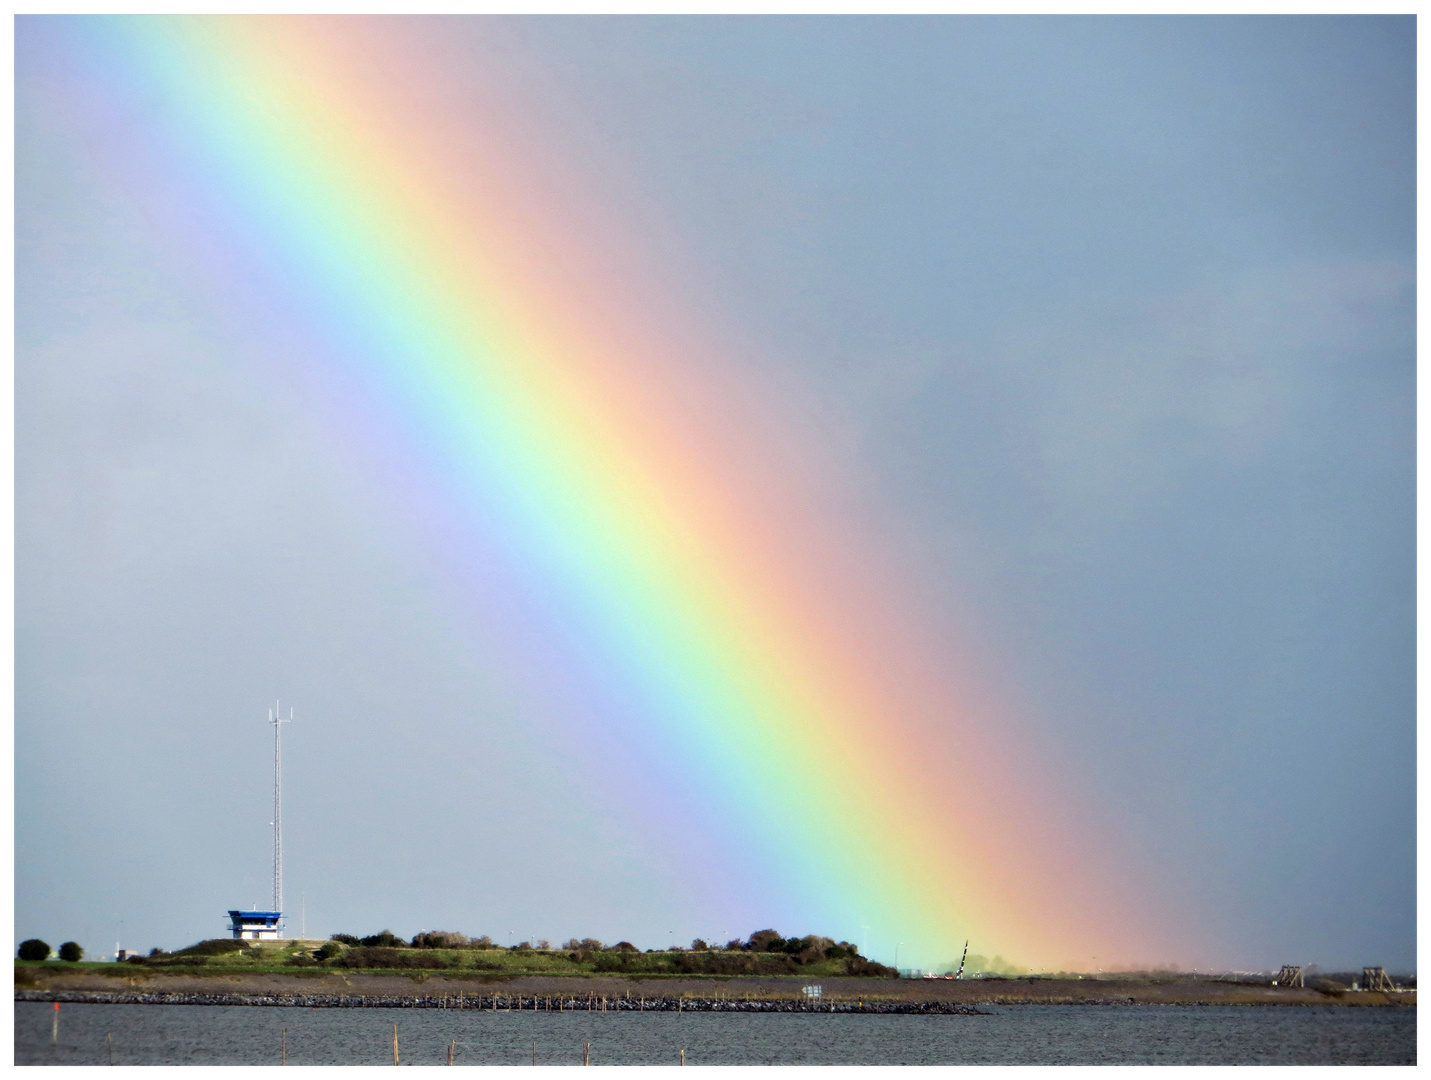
[15,1001,1414,1065]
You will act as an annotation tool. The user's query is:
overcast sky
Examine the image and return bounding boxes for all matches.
[17,16,1414,970]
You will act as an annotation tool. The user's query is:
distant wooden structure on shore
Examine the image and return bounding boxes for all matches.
[1362,967,1394,992]
[1273,966,1303,987]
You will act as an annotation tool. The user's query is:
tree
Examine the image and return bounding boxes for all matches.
[746,929,784,952]
[18,939,50,961]
[58,941,83,962]
[412,931,468,949]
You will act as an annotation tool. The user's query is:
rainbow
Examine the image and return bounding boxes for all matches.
[35,15,1177,970]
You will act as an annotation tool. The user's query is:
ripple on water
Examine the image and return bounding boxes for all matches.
[13,1001,1416,1065]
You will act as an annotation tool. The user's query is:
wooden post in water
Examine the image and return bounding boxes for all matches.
[448,1038,455,1066]
[51,1002,59,1044]
[282,1027,287,1065]
[680,1048,686,1066]
[583,1041,590,1066]
[107,1032,113,1065]
[532,1039,536,1066]
[392,1024,399,1066]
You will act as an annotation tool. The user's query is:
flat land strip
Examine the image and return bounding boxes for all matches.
[15,965,1414,1008]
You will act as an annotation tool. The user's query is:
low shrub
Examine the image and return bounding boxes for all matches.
[59,941,84,962]
[337,947,453,970]
[844,956,898,977]
[18,939,50,962]
[679,951,762,975]
[171,938,246,958]
[359,931,405,948]
[412,931,468,950]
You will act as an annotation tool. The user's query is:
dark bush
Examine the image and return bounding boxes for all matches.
[59,941,84,962]
[18,939,50,961]
[725,939,743,951]
[330,934,360,946]
[471,936,495,949]
[690,939,709,951]
[315,941,344,961]
[562,937,604,952]
[359,931,404,948]
[412,931,468,949]
[845,956,897,977]
[613,941,637,952]
[337,947,453,970]
[562,937,605,962]
[746,929,783,952]
[673,951,761,975]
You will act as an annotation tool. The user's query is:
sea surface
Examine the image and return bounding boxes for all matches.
[15,1001,1415,1065]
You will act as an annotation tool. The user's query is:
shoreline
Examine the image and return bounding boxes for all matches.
[16,989,985,1013]
[14,970,1414,1009]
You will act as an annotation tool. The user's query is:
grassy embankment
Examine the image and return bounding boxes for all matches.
[15,940,1415,1006]
[15,937,891,982]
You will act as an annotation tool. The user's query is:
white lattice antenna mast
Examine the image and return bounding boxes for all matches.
[270,702,292,924]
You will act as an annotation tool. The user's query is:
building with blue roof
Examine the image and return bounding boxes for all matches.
[228,910,283,940]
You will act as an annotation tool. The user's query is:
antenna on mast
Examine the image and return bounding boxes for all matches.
[270,702,291,932]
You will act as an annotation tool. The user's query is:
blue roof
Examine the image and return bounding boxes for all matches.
[228,910,282,920]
